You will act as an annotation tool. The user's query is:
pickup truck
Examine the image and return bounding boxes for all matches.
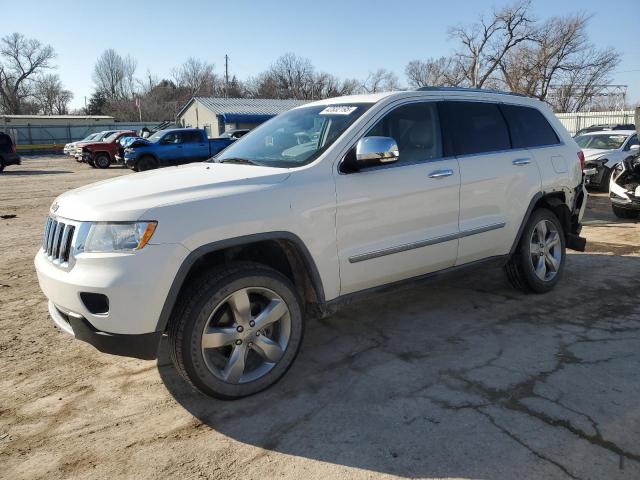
[122,128,235,171]
[81,130,137,168]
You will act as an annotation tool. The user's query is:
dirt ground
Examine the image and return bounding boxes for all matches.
[1,156,639,480]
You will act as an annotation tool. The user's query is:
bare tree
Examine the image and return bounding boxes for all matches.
[92,49,137,100]
[0,33,56,114]
[405,57,462,87]
[269,53,315,99]
[499,13,620,111]
[449,0,536,88]
[34,73,73,114]
[171,57,219,96]
[361,68,401,93]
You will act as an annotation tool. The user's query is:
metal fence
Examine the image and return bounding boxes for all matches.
[0,122,161,154]
[555,111,636,136]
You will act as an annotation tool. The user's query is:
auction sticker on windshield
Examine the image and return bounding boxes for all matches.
[319,106,358,115]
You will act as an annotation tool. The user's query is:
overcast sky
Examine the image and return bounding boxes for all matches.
[6,0,639,110]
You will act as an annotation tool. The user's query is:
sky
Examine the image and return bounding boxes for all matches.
[4,0,639,110]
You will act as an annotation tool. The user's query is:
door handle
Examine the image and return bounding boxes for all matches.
[512,158,531,166]
[428,169,454,178]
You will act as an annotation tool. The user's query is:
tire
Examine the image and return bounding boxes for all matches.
[612,205,640,219]
[94,153,111,169]
[136,156,157,171]
[597,166,611,192]
[168,262,304,399]
[505,208,566,294]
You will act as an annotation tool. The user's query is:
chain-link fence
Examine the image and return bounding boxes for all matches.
[0,122,162,154]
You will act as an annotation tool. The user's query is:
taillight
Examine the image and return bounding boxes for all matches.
[577,151,585,170]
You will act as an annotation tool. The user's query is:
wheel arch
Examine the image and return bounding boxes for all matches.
[155,232,325,332]
[509,191,571,256]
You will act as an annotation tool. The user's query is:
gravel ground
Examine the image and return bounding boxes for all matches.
[1,156,639,480]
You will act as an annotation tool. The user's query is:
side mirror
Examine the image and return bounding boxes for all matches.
[629,144,639,151]
[355,136,399,166]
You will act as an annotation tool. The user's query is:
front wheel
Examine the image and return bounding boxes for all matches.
[168,262,304,399]
[94,153,111,169]
[612,205,640,219]
[505,208,566,293]
[136,156,157,171]
[597,166,611,192]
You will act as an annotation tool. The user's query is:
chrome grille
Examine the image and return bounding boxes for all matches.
[42,217,75,264]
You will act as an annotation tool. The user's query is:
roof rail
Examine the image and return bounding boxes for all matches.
[416,86,530,98]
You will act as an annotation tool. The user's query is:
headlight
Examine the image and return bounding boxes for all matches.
[81,221,157,253]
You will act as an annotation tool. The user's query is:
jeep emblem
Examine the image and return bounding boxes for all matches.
[51,202,59,213]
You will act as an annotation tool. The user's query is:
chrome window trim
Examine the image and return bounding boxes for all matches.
[336,97,566,175]
[348,222,506,264]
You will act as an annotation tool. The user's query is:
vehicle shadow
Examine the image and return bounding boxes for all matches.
[1,169,72,176]
[158,252,640,479]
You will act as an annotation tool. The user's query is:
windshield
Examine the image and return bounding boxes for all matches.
[104,133,121,143]
[148,131,164,142]
[83,133,98,141]
[575,134,628,150]
[214,104,371,167]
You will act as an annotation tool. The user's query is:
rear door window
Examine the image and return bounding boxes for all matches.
[439,101,510,156]
[500,104,560,148]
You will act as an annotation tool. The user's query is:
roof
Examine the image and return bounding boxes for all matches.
[178,97,309,118]
[579,130,636,136]
[0,115,114,120]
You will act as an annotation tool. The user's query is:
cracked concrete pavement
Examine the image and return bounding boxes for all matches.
[1,156,639,479]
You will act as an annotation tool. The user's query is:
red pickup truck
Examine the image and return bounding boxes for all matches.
[81,130,137,168]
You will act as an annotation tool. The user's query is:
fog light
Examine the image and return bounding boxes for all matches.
[80,292,109,315]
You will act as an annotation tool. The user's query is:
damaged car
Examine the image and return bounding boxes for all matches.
[610,153,640,219]
[577,130,639,191]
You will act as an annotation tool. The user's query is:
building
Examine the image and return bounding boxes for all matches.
[177,97,308,137]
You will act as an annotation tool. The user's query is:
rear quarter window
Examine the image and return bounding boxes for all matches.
[500,104,560,148]
[439,101,511,156]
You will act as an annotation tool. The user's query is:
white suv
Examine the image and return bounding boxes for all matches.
[35,88,588,399]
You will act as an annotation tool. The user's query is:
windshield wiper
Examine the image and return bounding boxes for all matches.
[214,157,262,166]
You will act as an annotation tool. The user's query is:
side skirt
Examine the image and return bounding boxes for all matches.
[315,255,508,317]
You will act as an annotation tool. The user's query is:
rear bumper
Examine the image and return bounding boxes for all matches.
[567,184,587,252]
[49,301,162,359]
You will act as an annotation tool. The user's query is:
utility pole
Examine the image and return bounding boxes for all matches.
[224,54,229,98]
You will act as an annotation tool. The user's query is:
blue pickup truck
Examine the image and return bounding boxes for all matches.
[121,128,235,171]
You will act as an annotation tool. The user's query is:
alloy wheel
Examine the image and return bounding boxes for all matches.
[200,287,291,384]
[529,219,562,282]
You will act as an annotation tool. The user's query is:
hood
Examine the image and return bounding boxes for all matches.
[129,138,152,147]
[52,162,291,221]
[583,148,616,161]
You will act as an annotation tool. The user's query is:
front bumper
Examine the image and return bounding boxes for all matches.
[48,301,162,359]
[4,152,21,166]
[35,240,190,357]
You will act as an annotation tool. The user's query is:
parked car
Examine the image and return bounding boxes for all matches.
[577,130,639,191]
[35,88,587,399]
[0,132,20,173]
[63,133,100,157]
[575,123,636,137]
[609,153,640,218]
[81,130,137,168]
[219,128,250,139]
[122,128,235,171]
[73,130,120,161]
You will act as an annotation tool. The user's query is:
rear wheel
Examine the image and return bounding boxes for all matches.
[505,208,566,293]
[136,156,157,171]
[94,153,111,169]
[168,262,304,399]
[612,205,640,219]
